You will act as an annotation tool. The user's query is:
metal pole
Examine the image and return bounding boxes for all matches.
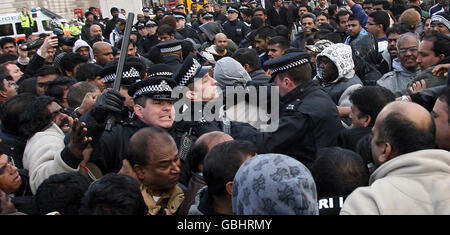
[105,12,135,131]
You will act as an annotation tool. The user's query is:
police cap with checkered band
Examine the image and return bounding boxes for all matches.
[263,52,310,78]
[128,76,177,101]
[99,60,146,86]
[156,40,183,54]
[147,63,174,79]
[172,53,212,87]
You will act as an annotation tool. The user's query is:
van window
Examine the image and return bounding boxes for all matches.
[0,23,14,36]
[42,20,52,31]
[15,21,38,34]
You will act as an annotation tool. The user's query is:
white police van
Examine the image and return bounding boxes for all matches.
[0,8,65,41]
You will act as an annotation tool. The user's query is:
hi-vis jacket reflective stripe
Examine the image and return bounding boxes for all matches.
[20,13,35,28]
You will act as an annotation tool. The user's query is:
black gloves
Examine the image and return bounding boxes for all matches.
[92,90,125,123]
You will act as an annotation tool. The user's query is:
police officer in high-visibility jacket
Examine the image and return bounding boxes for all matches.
[19,7,35,39]
[69,20,82,38]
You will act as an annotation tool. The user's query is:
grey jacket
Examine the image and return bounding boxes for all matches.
[377,58,419,94]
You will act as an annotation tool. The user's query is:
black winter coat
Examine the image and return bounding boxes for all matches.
[230,80,344,168]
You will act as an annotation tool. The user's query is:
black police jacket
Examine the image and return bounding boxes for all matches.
[230,80,344,168]
[222,19,249,45]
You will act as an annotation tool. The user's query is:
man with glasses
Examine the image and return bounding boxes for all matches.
[377,32,420,94]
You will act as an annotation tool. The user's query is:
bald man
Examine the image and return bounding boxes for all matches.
[206,33,231,62]
[122,127,183,215]
[92,42,114,66]
[341,101,450,215]
[178,131,233,214]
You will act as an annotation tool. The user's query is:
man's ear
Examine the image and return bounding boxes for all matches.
[185,90,197,100]
[362,115,372,128]
[133,165,145,181]
[134,104,144,119]
[378,142,393,164]
[225,181,233,196]
[0,90,7,99]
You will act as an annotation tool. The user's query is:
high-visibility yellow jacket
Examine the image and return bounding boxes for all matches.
[61,23,71,36]
[20,13,35,28]
[69,24,82,36]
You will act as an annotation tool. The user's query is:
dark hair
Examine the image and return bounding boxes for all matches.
[116,18,126,26]
[232,48,262,70]
[84,11,94,19]
[268,36,289,50]
[75,63,102,82]
[274,25,289,39]
[298,3,312,13]
[348,14,359,23]
[59,52,88,76]
[374,0,390,10]
[422,32,450,58]
[116,38,137,50]
[18,77,37,95]
[312,147,369,198]
[277,63,312,84]
[255,26,277,40]
[328,4,338,18]
[363,0,374,5]
[349,86,395,126]
[45,76,77,103]
[377,112,436,156]
[203,140,256,196]
[250,17,264,30]
[35,173,90,215]
[317,11,330,19]
[36,65,60,77]
[80,173,148,215]
[368,10,389,32]
[0,74,8,91]
[110,7,119,14]
[0,54,18,64]
[0,93,35,136]
[0,37,16,50]
[336,10,351,23]
[67,82,97,109]
[125,126,174,166]
[385,23,410,37]
[20,96,57,138]
[253,7,267,16]
[157,24,176,37]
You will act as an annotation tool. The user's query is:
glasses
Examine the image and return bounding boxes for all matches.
[0,155,15,175]
[398,47,418,55]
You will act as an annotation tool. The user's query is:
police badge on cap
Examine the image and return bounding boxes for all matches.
[99,60,146,86]
[263,52,310,77]
[128,77,177,100]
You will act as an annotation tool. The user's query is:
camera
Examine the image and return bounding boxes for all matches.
[21,27,76,51]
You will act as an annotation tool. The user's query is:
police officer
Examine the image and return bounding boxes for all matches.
[87,75,178,174]
[230,52,344,168]
[173,12,204,45]
[222,6,250,45]
[171,53,224,186]
[19,7,34,39]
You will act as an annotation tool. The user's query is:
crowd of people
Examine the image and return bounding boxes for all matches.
[0,0,449,215]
